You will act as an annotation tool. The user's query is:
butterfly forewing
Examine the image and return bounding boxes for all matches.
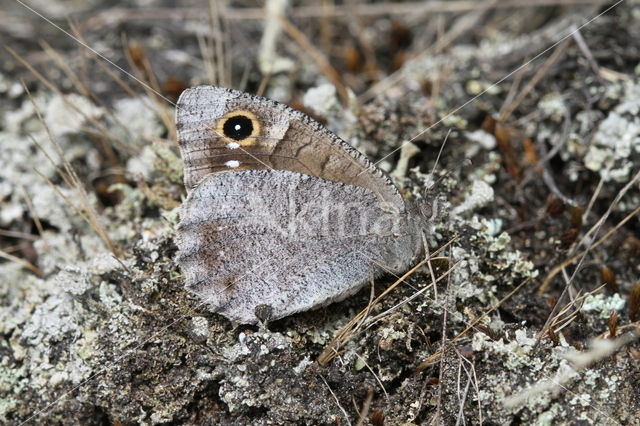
[177,86,405,208]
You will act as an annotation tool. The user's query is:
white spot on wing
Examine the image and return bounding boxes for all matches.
[227,142,240,149]
[225,160,241,168]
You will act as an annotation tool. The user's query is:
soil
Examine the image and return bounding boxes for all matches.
[1,1,639,425]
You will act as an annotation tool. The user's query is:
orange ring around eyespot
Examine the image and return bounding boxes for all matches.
[214,110,261,146]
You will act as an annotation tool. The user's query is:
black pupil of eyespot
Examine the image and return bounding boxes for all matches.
[223,115,253,140]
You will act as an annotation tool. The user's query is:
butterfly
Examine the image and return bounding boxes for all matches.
[175,86,427,324]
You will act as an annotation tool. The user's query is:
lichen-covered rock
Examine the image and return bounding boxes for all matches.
[2,2,640,424]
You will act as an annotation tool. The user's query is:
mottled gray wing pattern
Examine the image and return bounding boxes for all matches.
[176,86,405,209]
[176,169,421,324]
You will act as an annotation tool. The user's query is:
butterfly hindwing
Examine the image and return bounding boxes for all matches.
[176,169,420,323]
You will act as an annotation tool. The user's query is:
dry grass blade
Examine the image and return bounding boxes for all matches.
[5,46,137,155]
[0,249,42,276]
[499,39,570,121]
[122,36,176,141]
[18,186,46,247]
[355,387,374,426]
[453,347,482,426]
[538,204,640,296]
[358,5,492,104]
[436,247,454,424]
[38,38,129,166]
[0,229,39,240]
[278,14,350,105]
[209,0,231,87]
[77,1,608,27]
[548,285,605,335]
[317,256,434,366]
[352,351,388,400]
[318,374,353,426]
[317,238,457,366]
[23,87,117,256]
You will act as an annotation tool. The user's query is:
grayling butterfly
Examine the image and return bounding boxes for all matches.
[176,86,427,324]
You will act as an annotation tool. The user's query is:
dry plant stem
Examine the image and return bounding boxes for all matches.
[39,39,93,99]
[256,73,271,97]
[208,0,230,87]
[423,234,439,300]
[574,169,639,252]
[352,351,389,400]
[258,0,290,77]
[223,0,607,20]
[537,171,640,347]
[415,277,531,371]
[19,186,46,247]
[570,25,601,77]
[317,239,457,366]
[367,3,621,172]
[453,349,478,426]
[499,39,569,121]
[358,5,492,104]
[39,39,128,167]
[363,259,452,330]
[318,374,353,426]
[504,330,640,409]
[549,285,605,335]
[582,172,606,228]
[23,87,117,255]
[355,388,374,426]
[121,35,176,141]
[68,19,150,116]
[319,0,334,58]
[436,248,454,425]
[0,249,42,276]
[12,0,174,107]
[197,31,216,86]
[85,34,164,119]
[278,14,350,105]
[6,47,135,155]
[457,347,483,424]
[538,174,640,295]
[497,58,526,120]
[0,229,39,240]
[78,0,608,28]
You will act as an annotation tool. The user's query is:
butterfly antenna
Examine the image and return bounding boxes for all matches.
[424,128,473,194]
[429,128,452,179]
[426,158,473,194]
